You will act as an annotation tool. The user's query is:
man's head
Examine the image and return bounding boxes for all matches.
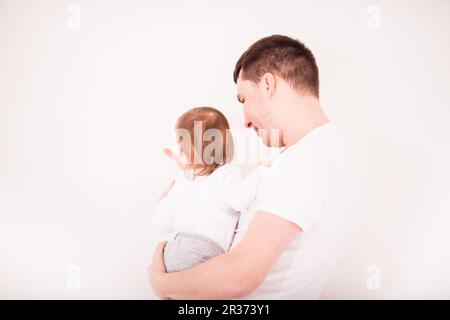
[234,35,320,147]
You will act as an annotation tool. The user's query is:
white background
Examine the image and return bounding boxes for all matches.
[1,0,449,299]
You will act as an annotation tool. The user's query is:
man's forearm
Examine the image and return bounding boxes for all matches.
[150,211,299,300]
[159,251,249,300]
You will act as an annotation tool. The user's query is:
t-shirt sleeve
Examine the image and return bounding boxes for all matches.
[256,147,330,233]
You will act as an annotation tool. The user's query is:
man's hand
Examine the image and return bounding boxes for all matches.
[148,241,168,298]
[146,212,301,300]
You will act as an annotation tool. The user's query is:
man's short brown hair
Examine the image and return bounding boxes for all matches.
[233,35,319,97]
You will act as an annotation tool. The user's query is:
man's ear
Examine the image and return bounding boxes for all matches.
[261,72,276,99]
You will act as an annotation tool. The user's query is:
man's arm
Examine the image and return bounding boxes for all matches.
[148,211,301,299]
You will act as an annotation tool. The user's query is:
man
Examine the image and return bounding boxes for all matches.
[148,35,356,299]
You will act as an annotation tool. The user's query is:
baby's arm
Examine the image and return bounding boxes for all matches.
[158,179,176,202]
[220,165,268,212]
[152,148,188,236]
[152,177,183,235]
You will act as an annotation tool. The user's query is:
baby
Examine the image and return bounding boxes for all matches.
[153,106,267,273]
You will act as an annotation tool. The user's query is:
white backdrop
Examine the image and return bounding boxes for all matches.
[1,0,450,299]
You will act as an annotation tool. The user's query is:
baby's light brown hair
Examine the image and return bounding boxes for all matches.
[175,107,234,177]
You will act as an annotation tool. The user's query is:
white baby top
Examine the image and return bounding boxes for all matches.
[152,163,267,252]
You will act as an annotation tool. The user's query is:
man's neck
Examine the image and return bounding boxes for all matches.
[281,97,329,147]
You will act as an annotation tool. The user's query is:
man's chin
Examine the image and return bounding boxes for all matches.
[256,128,283,148]
[260,137,275,148]
[259,136,284,148]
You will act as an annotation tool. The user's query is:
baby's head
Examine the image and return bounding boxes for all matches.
[175,107,234,177]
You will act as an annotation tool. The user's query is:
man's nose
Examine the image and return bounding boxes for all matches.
[245,120,253,128]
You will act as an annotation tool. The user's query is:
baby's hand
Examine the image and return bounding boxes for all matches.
[163,148,187,170]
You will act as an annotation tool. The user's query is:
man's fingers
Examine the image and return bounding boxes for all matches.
[153,241,167,262]
[153,240,167,259]
[151,241,168,272]
[148,241,169,297]
[157,240,167,253]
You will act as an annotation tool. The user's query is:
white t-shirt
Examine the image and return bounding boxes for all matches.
[230,122,357,299]
[152,164,267,252]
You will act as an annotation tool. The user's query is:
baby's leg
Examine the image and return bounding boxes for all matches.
[163,232,225,273]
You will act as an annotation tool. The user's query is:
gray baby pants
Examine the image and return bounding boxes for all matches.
[163,231,226,273]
